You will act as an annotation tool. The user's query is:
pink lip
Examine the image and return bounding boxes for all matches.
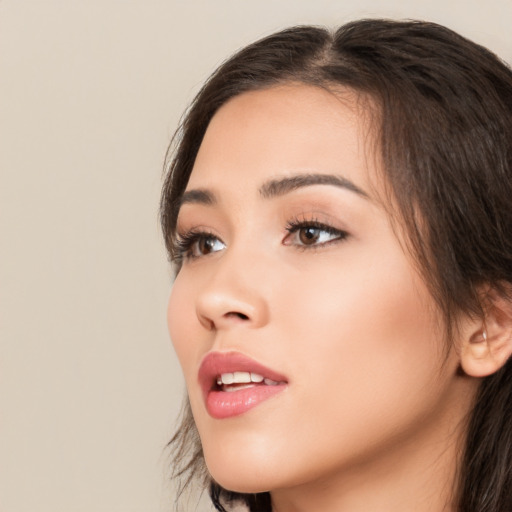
[198,351,288,419]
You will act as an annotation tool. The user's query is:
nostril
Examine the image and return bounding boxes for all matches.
[226,312,249,321]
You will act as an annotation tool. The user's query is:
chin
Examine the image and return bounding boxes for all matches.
[202,441,282,494]
[206,464,272,494]
[195,409,290,493]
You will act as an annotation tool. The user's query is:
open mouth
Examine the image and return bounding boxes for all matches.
[214,371,282,392]
[199,351,288,418]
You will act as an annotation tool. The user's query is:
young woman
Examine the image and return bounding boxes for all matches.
[161,19,512,512]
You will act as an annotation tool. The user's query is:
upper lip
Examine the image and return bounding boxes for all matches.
[198,351,288,395]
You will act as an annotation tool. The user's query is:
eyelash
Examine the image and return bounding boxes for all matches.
[173,218,349,263]
[284,217,349,250]
[173,229,220,264]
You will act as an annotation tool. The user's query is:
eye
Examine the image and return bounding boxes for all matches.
[175,231,226,261]
[284,220,348,247]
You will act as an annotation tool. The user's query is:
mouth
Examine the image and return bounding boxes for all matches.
[215,371,282,392]
[198,352,288,419]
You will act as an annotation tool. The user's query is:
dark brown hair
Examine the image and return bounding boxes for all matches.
[161,19,512,512]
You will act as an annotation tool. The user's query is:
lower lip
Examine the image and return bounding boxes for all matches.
[205,384,286,419]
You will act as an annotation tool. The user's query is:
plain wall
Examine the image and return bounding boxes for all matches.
[1,1,511,511]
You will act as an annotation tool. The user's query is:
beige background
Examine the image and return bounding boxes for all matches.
[1,1,510,511]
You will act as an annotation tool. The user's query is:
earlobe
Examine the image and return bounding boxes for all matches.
[460,287,512,378]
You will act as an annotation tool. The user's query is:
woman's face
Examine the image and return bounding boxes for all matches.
[167,85,469,496]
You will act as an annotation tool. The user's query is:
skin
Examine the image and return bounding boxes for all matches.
[167,84,481,512]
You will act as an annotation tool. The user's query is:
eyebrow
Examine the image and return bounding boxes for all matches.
[178,188,215,207]
[259,173,368,199]
[177,172,368,210]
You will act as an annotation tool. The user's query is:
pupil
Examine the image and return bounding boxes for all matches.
[300,227,319,244]
[201,238,214,254]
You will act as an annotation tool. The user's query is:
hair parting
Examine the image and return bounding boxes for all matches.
[161,19,512,511]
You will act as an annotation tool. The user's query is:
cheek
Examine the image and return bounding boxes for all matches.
[167,274,200,384]
[165,238,454,493]
[274,246,448,448]
[279,244,438,356]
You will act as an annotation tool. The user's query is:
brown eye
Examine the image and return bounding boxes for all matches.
[299,227,321,245]
[198,237,216,255]
[191,235,225,257]
[175,232,226,261]
[284,222,348,248]
[188,235,226,258]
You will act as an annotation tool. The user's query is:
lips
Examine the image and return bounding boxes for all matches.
[198,351,288,419]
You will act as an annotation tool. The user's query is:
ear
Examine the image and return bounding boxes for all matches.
[460,286,512,378]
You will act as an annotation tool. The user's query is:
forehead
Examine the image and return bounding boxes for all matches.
[187,84,378,194]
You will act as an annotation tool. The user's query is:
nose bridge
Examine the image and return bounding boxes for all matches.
[195,239,270,330]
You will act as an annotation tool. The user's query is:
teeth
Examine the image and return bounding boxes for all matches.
[264,378,279,386]
[233,371,252,383]
[224,384,254,392]
[217,372,267,386]
[221,373,235,385]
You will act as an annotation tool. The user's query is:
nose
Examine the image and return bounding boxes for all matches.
[195,254,270,331]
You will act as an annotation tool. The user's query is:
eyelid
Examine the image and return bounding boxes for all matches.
[283,216,349,247]
[173,213,349,263]
[173,229,225,263]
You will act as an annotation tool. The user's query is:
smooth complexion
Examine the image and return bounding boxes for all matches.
[167,85,480,512]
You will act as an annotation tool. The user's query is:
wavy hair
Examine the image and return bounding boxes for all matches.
[161,19,512,512]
